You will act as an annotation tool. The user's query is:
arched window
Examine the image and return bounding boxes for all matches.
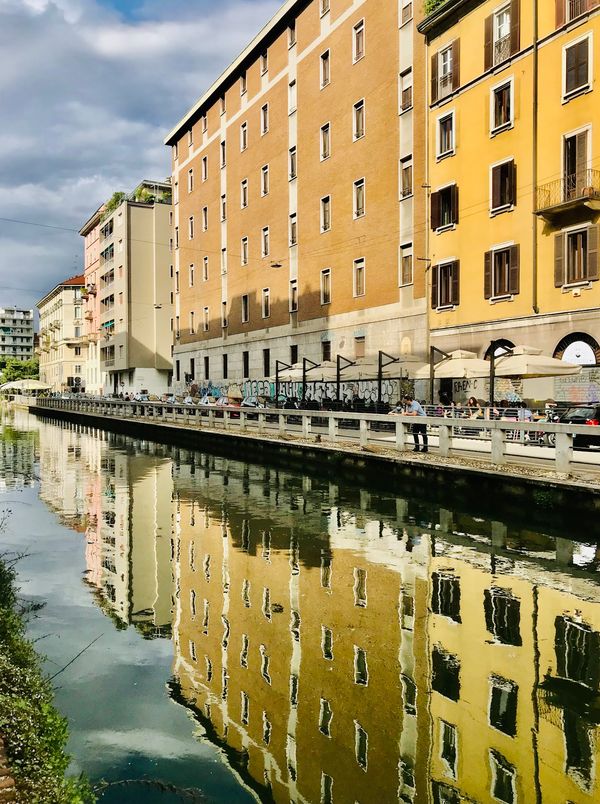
[553,333,600,366]
[484,339,515,361]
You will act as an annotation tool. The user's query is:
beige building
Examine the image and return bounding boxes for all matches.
[165,0,427,393]
[37,276,87,394]
[86,180,173,396]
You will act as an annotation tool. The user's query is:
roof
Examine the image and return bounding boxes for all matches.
[164,0,310,146]
[62,274,85,286]
[36,275,85,308]
[79,205,104,237]
[418,0,483,37]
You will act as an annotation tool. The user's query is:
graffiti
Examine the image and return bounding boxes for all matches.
[555,368,600,404]
[242,378,407,404]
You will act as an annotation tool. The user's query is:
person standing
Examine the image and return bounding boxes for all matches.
[403,394,428,453]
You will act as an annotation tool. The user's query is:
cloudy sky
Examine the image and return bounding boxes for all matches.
[0,0,279,310]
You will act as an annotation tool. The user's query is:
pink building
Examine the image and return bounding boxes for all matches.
[79,206,104,394]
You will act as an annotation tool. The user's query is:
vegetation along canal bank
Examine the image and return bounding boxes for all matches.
[0,553,94,803]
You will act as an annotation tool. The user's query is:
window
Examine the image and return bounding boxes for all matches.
[491,81,512,133]
[203,307,209,332]
[175,226,179,248]
[353,258,365,297]
[204,355,210,380]
[440,721,457,778]
[240,122,248,151]
[321,0,330,15]
[172,142,178,160]
[489,676,518,736]
[555,616,600,688]
[484,588,522,645]
[173,182,179,205]
[202,156,208,181]
[221,247,227,275]
[240,72,247,95]
[354,335,365,358]
[353,19,365,62]
[563,129,589,201]
[220,140,226,167]
[565,36,592,98]
[260,51,268,75]
[262,288,270,318]
[189,311,195,335]
[490,750,516,804]
[321,196,331,231]
[289,146,297,179]
[290,279,298,312]
[401,1,413,24]
[402,675,417,715]
[354,722,368,770]
[221,194,227,221]
[189,264,195,287]
[188,168,194,192]
[203,256,209,281]
[290,344,299,364]
[353,567,367,606]
[241,237,249,266]
[353,99,365,139]
[400,244,413,285]
[400,71,413,111]
[241,178,248,208]
[555,226,599,286]
[319,698,333,736]
[431,184,459,230]
[493,4,512,67]
[220,94,226,115]
[289,80,297,113]
[288,23,296,47]
[354,646,368,685]
[320,123,331,159]
[188,216,194,239]
[261,164,269,196]
[321,50,330,88]
[321,269,332,304]
[432,260,460,309]
[491,159,516,212]
[222,302,228,328]
[261,227,270,256]
[242,350,250,378]
[485,245,520,298]
[202,207,208,231]
[401,161,413,198]
[290,213,297,245]
[242,294,249,323]
[432,646,460,701]
[202,114,207,133]
[354,178,366,217]
[261,103,269,134]
[431,40,459,103]
[262,348,270,377]
[431,573,461,622]
[321,625,333,659]
[438,111,455,156]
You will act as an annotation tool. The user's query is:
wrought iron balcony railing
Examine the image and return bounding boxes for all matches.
[536,169,600,214]
[493,34,511,66]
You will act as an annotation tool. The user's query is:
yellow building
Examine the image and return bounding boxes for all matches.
[419,0,600,401]
[37,275,87,394]
[164,0,427,394]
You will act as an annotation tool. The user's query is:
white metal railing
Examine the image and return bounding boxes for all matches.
[30,398,600,478]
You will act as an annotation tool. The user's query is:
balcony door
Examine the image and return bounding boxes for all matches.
[564,130,588,201]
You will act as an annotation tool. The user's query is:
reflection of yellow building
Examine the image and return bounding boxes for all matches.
[419,1,600,397]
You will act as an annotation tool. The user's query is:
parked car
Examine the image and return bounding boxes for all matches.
[547,404,600,449]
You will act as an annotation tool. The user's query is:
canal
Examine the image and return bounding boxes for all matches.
[1,408,599,803]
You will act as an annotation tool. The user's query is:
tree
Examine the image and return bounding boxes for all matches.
[0,358,39,383]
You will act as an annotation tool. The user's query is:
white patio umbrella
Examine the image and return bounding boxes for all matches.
[493,345,582,378]
[0,379,52,392]
[414,350,490,380]
[343,356,427,380]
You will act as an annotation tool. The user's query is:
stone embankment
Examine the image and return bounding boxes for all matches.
[0,739,16,803]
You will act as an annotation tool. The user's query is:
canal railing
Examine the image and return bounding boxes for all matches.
[32,397,600,477]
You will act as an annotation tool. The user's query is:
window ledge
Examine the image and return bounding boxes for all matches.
[320,154,331,162]
[436,149,455,162]
[400,105,413,115]
[562,85,591,104]
[561,280,592,292]
[489,294,514,304]
[435,304,456,312]
[289,175,297,182]
[400,192,413,201]
[353,212,366,220]
[353,55,365,65]
[321,228,331,234]
[321,82,330,90]
[490,204,514,217]
[435,224,456,234]
[353,133,366,142]
[490,122,513,137]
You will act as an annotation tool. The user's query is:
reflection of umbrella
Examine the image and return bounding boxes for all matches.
[493,345,582,378]
[414,350,490,380]
[0,379,52,391]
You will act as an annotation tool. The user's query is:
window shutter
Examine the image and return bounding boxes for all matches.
[431,264,439,308]
[484,251,492,299]
[588,225,599,281]
[484,15,493,71]
[510,160,517,205]
[555,0,565,27]
[431,53,439,104]
[492,165,501,210]
[451,261,460,305]
[576,130,588,185]
[554,233,565,287]
[510,0,520,56]
[451,184,459,224]
[431,191,441,230]
[566,45,577,94]
[451,39,460,91]
[509,245,520,294]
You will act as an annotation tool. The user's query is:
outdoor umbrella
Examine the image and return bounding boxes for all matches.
[493,345,582,378]
[414,350,490,380]
[343,356,427,381]
[0,379,52,392]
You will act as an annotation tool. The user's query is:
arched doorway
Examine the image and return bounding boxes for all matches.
[483,339,515,361]
[553,333,600,366]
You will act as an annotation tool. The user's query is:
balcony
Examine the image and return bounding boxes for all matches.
[493,34,511,66]
[438,72,453,100]
[535,169,600,221]
[567,0,588,22]
[84,311,93,321]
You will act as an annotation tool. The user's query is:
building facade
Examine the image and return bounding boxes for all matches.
[0,307,34,363]
[84,181,173,396]
[37,276,86,393]
[419,0,600,402]
[79,206,104,396]
[165,0,427,394]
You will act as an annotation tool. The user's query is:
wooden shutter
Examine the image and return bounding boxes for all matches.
[451,261,460,305]
[484,251,492,299]
[554,233,565,287]
[510,0,520,56]
[451,184,459,224]
[431,53,439,104]
[509,245,520,294]
[588,225,599,281]
[492,165,501,210]
[431,264,439,308]
[576,130,588,191]
[555,0,565,27]
[510,160,517,205]
[566,45,577,94]
[431,191,441,230]
[484,15,493,71]
[451,39,460,90]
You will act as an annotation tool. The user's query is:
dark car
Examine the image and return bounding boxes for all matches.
[556,405,600,449]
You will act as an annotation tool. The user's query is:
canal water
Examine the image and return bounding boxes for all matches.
[1,409,599,804]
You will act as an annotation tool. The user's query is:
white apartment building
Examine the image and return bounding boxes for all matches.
[0,307,34,362]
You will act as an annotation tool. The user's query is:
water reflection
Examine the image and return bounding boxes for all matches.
[2,409,600,803]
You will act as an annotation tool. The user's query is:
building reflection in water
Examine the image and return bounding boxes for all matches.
[14,417,600,803]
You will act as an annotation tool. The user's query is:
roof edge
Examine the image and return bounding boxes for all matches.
[418,0,482,36]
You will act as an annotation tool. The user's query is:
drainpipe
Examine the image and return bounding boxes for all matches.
[532,0,540,315]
